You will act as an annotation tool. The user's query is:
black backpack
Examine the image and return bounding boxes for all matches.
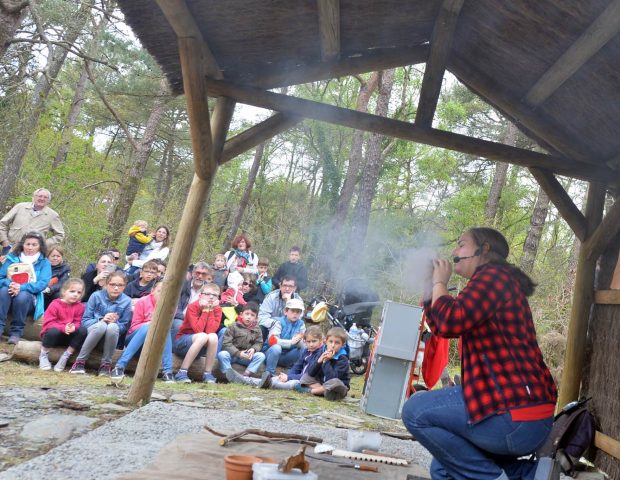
[536,398,596,476]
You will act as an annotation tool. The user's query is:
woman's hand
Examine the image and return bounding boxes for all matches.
[432,259,452,286]
[8,282,20,296]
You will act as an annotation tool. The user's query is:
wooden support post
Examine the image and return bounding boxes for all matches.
[127,36,230,404]
[528,167,587,242]
[317,0,340,61]
[204,77,617,184]
[524,0,620,106]
[415,0,464,127]
[220,113,302,165]
[557,182,606,410]
[584,196,620,261]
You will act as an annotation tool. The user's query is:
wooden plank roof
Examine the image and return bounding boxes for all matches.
[117,0,620,180]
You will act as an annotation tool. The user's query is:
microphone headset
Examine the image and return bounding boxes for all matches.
[453,247,482,264]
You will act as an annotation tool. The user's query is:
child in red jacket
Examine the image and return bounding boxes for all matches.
[173,283,222,383]
[39,279,88,372]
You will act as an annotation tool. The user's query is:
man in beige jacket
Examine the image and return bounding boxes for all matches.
[0,188,65,259]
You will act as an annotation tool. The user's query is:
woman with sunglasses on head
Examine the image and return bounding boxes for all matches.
[0,231,51,344]
[402,227,557,480]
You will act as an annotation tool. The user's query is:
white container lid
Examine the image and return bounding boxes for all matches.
[252,463,318,480]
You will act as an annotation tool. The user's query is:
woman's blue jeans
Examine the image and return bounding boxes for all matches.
[0,287,35,337]
[115,324,173,373]
[402,386,552,480]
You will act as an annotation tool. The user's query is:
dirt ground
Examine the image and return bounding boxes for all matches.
[0,354,411,473]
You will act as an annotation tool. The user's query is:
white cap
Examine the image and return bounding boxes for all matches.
[285,298,304,311]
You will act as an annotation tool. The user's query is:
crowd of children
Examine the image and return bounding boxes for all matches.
[12,228,349,401]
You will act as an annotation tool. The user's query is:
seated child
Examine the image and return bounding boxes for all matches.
[255,258,272,303]
[218,302,265,380]
[221,271,246,307]
[110,280,175,383]
[262,297,306,375]
[39,279,88,372]
[126,220,152,257]
[299,326,350,401]
[123,260,159,306]
[228,325,323,389]
[70,272,132,375]
[212,253,228,289]
[173,283,222,383]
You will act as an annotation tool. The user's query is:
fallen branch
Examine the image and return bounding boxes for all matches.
[203,425,322,447]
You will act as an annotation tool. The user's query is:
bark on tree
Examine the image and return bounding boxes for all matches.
[52,5,110,169]
[0,0,28,61]
[0,0,94,210]
[484,123,517,225]
[521,185,550,274]
[222,140,269,250]
[105,80,169,246]
[347,69,396,257]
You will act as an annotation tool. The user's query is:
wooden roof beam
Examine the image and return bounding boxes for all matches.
[220,113,302,165]
[415,0,464,127]
[204,77,617,184]
[255,45,429,89]
[317,0,340,61]
[449,55,605,167]
[584,194,620,261]
[524,0,620,106]
[528,167,587,241]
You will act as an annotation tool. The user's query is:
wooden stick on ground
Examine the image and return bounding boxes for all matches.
[203,425,322,447]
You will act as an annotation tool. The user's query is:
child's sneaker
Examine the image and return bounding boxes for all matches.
[110,366,125,383]
[202,372,217,384]
[39,353,52,371]
[174,370,191,383]
[53,353,70,372]
[70,360,86,374]
[258,371,272,389]
[98,363,112,377]
[161,372,175,383]
[293,383,311,394]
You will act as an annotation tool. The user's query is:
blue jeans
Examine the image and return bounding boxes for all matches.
[402,386,552,480]
[264,344,302,375]
[0,287,35,337]
[217,350,266,374]
[217,328,226,353]
[116,324,173,373]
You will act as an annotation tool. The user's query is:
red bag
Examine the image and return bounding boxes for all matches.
[421,335,450,389]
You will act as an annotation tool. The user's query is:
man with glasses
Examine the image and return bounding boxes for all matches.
[0,188,64,261]
[258,276,303,341]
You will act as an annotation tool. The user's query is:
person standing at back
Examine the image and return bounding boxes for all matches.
[273,246,308,292]
[0,188,64,261]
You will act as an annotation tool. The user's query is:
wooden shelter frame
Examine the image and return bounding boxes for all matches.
[124,0,620,470]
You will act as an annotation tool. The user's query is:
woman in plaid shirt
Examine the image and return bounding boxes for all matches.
[403,227,557,480]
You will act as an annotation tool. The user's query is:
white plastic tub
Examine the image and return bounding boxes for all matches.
[252,463,318,480]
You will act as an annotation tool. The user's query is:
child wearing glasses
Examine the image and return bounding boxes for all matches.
[70,272,132,375]
[173,283,222,383]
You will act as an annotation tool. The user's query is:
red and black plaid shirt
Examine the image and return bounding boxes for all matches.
[425,263,557,424]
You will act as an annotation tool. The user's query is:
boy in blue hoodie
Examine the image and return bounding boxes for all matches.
[301,326,350,401]
[262,297,306,375]
[227,326,323,389]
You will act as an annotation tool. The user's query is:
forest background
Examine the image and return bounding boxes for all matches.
[0,0,588,380]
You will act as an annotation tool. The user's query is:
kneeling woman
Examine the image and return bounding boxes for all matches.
[402,227,557,480]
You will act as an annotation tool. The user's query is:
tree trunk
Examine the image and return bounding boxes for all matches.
[222,140,268,250]
[0,0,28,61]
[105,81,168,246]
[0,0,94,210]
[484,123,517,224]
[347,69,396,256]
[51,5,110,169]
[520,185,550,274]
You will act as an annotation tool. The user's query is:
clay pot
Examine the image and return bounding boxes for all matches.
[224,454,263,480]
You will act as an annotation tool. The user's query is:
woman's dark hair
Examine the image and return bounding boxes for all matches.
[47,244,64,257]
[468,227,536,296]
[13,231,47,257]
[154,225,171,248]
[231,234,252,250]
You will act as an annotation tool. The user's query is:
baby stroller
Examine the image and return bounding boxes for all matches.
[307,279,381,374]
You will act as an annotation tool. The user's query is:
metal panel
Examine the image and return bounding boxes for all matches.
[373,301,423,361]
[361,354,412,419]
